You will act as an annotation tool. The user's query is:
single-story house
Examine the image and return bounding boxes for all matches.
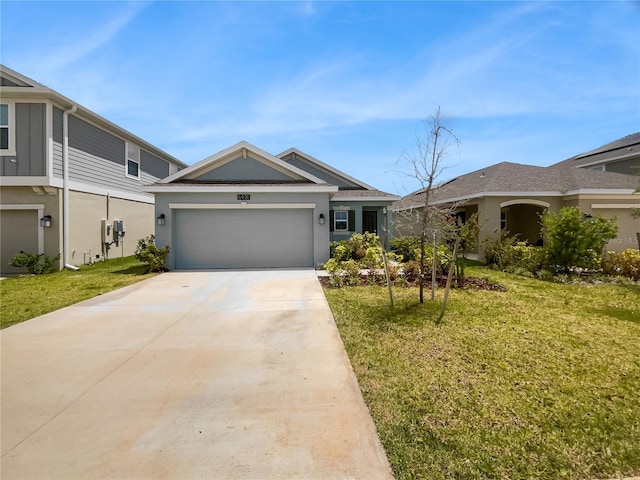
[394,133,640,255]
[0,65,186,274]
[146,141,399,269]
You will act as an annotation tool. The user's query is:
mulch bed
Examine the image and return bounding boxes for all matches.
[319,274,506,291]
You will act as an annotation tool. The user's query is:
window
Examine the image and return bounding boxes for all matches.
[126,142,140,179]
[0,103,14,154]
[334,211,348,232]
[500,211,507,230]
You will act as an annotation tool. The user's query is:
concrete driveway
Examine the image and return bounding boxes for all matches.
[0,269,392,479]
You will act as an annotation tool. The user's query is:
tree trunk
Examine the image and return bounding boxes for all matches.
[419,233,425,303]
[438,237,460,324]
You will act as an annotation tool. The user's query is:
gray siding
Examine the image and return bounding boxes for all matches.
[603,158,640,176]
[0,103,46,176]
[69,115,125,166]
[0,76,20,87]
[284,155,358,188]
[53,142,63,177]
[195,156,294,182]
[68,147,148,194]
[54,108,172,184]
[141,149,169,179]
[52,108,63,177]
[53,107,63,143]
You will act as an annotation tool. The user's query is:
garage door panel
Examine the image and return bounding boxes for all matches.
[175,209,313,269]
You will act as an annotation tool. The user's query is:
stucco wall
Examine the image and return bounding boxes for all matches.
[67,191,154,265]
[571,195,640,252]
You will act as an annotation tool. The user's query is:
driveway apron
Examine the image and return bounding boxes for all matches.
[0,269,392,479]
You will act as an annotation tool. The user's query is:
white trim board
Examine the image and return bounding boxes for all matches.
[146,185,338,193]
[169,203,316,210]
[591,203,640,209]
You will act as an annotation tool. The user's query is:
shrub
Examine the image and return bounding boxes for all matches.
[134,235,169,273]
[10,251,60,275]
[541,207,617,273]
[403,260,421,282]
[332,244,353,262]
[391,236,419,262]
[602,249,640,281]
[363,246,384,268]
[342,259,361,286]
[484,236,544,275]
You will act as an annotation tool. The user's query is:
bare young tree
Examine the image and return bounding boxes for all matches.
[395,107,460,303]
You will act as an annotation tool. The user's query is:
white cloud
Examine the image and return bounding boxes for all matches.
[20,2,148,80]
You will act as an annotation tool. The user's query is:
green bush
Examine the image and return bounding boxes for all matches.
[342,259,361,286]
[9,251,60,275]
[134,235,170,273]
[602,249,640,281]
[541,207,617,273]
[330,232,383,266]
[391,236,419,262]
[484,237,544,274]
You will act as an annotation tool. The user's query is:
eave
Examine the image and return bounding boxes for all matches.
[145,184,339,194]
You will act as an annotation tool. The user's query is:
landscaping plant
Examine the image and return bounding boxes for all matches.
[9,251,60,275]
[134,235,170,273]
[541,206,617,273]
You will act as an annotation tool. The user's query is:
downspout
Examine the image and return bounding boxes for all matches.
[62,105,79,270]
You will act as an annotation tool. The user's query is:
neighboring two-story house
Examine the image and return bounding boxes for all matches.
[0,65,186,274]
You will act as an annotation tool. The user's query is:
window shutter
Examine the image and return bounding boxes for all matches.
[330,210,334,232]
[348,210,355,232]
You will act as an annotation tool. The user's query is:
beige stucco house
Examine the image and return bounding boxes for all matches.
[394,133,640,255]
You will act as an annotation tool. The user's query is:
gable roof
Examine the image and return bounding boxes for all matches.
[278,147,376,190]
[396,161,639,210]
[0,64,187,169]
[157,141,328,185]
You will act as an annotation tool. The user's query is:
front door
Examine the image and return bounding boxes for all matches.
[363,210,377,234]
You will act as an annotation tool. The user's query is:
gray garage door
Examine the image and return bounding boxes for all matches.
[0,210,39,274]
[174,209,314,269]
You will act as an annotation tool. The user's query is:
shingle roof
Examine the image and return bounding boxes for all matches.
[552,132,640,168]
[332,189,399,200]
[396,161,638,209]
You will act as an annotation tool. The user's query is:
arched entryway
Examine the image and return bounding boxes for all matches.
[500,199,550,245]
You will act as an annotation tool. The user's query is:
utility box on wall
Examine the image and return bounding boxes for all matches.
[113,220,125,247]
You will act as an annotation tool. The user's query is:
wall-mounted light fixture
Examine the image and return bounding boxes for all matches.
[40,215,52,228]
[156,213,166,226]
[382,207,387,214]
[319,213,326,225]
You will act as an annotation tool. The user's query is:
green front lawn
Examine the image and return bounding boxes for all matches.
[1,256,156,329]
[324,267,640,480]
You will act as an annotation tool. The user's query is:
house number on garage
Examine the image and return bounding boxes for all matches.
[237,194,250,201]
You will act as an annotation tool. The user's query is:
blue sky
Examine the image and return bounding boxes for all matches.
[2,1,639,194]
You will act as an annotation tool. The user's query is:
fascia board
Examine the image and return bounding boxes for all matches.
[144,184,339,194]
[0,65,47,87]
[278,147,376,190]
[48,178,155,204]
[330,196,400,202]
[396,189,636,209]
[159,141,327,185]
[0,176,50,186]
[564,188,637,195]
